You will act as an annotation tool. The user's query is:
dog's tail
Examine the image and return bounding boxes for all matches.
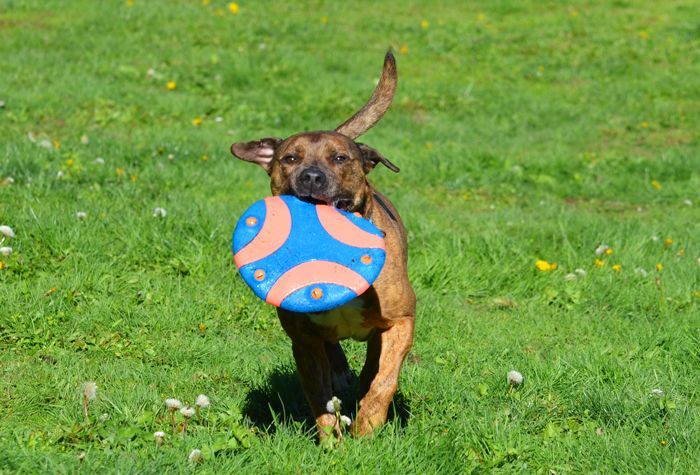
[335,51,397,140]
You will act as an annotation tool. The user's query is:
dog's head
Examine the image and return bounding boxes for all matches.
[231,52,399,213]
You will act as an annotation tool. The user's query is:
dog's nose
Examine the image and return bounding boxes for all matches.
[299,166,327,191]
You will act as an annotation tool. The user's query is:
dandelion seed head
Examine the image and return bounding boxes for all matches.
[82,381,97,400]
[340,415,352,427]
[195,394,210,409]
[326,396,342,413]
[0,225,15,238]
[188,449,203,463]
[76,211,87,220]
[574,268,587,276]
[165,398,183,410]
[564,273,577,281]
[180,406,196,418]
[56,170,65,179]
[153,207,167,218]
[595,244,610,257]
[94,157,105,165]
[507,370,523,386]
[635,268,648,278]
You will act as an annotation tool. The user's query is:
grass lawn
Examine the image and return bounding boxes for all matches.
[1,0,699,472]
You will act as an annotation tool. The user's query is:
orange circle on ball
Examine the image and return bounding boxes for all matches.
[246,216,258,226]
[311,287,323,299]
[361,254,372,264]
[254,269,265,281]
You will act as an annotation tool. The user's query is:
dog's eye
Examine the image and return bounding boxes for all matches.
[333,155,348,164]
[281,155,298,164]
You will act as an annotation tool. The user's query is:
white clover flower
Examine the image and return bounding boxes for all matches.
[2,177,14,185]
[195,394,210,409]
[326,396,342,413]
[650,388,664,398]
[80,134,89,144]
[564,273,577,281]
[167,154,174,160]
[575,268,587,277]
[651,235,660,242]
[76,211,87,220]
[39,139,53,149]
[94,157,105,165]
[56,170,65,179]
[0,225,15,238]
[188,449,203,463]
[180,406,195,418]
[147,68,157,77]
[682,199,692,206]
[507,370,523,386]
[635,268,648,278]
[153,207,167,218]
[165,398,183,410]
[0,247,12,256]
[0,100,5,108]
[82,381,97,400]
[340,415,352,427]
[595,244,610,256]
[99,413,109,422]
[214,116,223,123]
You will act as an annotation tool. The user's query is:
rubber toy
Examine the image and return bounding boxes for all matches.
[232,195,386,313]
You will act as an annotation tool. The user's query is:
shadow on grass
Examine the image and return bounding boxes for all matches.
[242,366,411,434]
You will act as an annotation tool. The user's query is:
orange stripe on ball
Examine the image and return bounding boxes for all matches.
[316,205,385,250]
[234,197,292,267]
[265,261,370,307]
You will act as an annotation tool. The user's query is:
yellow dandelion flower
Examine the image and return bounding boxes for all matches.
[461,193,471,201]
[640,121,649,128]
[569,8,579,18]
[116,167,125,177]
[535,260,556,272]
[166,80,176,91]
[595,258,605,268]
[201,0,210,4]
[425,142,433,150]
[66,159,75,167]
[639,30,649,40]
[651,180,662,190]
[320,16,328,25]
[660,439,667,446]
[126,0,134,7]
[130,175,138,183]
[200,155,209,161]
[192,116,203,126]
[663,238,673,247]
[0,261,5,270]
[655,263,663,271]
[420,19,429,29]
[228,2,239,14]
[612,264,622,271]
[399,45,409,55]
[605,248,613,255]
[53,140,61,150]
[477,13,486,22]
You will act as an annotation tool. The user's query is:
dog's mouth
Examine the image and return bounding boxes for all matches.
[296,194,354,211]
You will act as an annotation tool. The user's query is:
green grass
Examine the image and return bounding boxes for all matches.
[1,0,699,472]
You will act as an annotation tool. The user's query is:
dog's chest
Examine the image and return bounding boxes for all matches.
[307,298,374,341]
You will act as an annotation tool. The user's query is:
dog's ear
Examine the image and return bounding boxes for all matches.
[357,143,400,174]
[230,137,282,173]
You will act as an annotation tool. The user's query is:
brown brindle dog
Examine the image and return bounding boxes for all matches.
[231,52,415,438]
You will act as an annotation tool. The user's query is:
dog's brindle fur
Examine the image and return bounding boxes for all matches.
[231,52,415,438]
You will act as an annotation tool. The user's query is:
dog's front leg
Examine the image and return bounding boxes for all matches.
[354,317,414,436]
[278,311,336,439]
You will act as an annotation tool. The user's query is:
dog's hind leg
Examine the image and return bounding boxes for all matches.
[325,341,353,394]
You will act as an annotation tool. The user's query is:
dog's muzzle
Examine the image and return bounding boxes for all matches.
[296,166,329,196]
